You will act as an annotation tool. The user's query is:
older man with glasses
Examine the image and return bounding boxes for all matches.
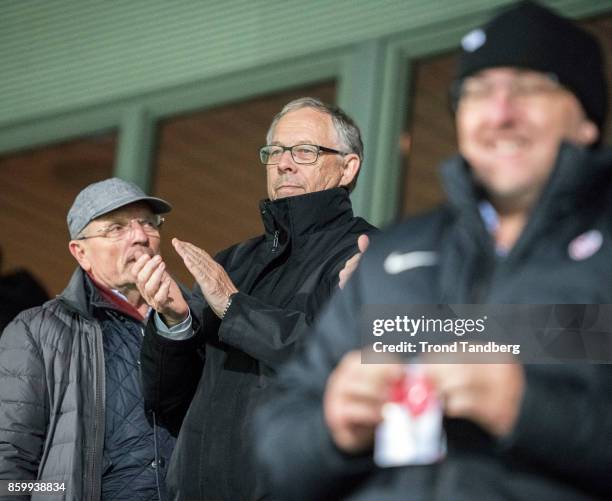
[136,97,376,500]
[0,177,186,500]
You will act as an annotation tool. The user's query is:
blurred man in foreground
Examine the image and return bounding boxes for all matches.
[255,3,612,500]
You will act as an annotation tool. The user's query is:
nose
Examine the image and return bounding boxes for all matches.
[484,86,518,127]
[276,149,297,172]
[127,220,150,244]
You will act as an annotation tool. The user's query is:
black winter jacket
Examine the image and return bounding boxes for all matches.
[255,144,612,501]
[0,268,174,501]
[141,187,376,500]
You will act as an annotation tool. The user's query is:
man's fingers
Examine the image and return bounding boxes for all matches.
[173,238,212,263]
[345,253,361,269]
[173,239,202,275]
[160,272,180,303]
[338,235,369,289]
[357,234,370,253]
[138,254,161,278]
[173,238,217,283]
[153,276,172,307]
[182,253,208,283]
[336,400,385,427]
[173,238,201,263]
[338,256,360,289]
[137,255,163,289]
[331,352,404,404]
[325,350,405,453]
[131,254,152,277]
[444,390,479,419]
[144,260,166,298]
[341,369,399,403]
[422,362,524,436]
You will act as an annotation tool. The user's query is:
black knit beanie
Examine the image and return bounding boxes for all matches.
[455,1,608,135]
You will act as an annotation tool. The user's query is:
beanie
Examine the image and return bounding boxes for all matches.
[455,1,608,134]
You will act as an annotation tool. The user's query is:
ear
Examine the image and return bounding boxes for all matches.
[339,153,361,188]
[69,240,92,272]
[577,119,599,146]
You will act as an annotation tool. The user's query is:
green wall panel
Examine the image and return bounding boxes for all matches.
[1,0,611,223]
[3,0,608,128]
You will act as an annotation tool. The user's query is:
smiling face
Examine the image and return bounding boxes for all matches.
[456,67,598,209]
[265,107,360,201]
[68,202,161,292]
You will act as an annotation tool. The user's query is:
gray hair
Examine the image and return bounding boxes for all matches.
[265,97,363,192]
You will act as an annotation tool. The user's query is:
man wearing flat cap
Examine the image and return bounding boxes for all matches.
[255,2,612,500]
[0,178,185,500]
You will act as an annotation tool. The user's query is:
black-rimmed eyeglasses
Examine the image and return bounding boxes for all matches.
[259,144,349,165]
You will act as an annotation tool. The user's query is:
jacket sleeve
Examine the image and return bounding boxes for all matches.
[500,364,612,494]
[0,311,49,485]
[140,303,205,437]
[254,270,377,501]
[217,283,336,370]
[211,222,382,370]
[211,229,375,370]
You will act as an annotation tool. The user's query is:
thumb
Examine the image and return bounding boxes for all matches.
[357,234,370,253]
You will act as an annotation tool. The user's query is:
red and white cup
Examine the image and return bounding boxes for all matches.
[374,364,446,467]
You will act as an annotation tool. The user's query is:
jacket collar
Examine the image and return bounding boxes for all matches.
[441,142,612,223]
[57,267,96,320]
[440,143,612,263]
[86,272,145,322]
[58,267,145,322]
[258,187,355,238]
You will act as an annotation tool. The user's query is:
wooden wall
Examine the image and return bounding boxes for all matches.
[0,133,116,295]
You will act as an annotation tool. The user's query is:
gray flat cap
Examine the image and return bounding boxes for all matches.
[67,177,172,239]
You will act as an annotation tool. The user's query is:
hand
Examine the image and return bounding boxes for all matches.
[173,238,238,318]
[424,363,525,437]
[338,234,370,289]
[323,350,404,453]
[131,254,189,326]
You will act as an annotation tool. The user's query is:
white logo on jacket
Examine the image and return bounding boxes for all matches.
[568,230,603,261]
[384,251,438,275]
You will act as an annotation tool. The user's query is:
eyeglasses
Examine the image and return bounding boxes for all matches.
[451,72,563,108]
[259,144,349,165]
[77,215,165,241]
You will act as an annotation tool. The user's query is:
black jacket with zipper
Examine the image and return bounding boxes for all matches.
[140,187,376,500]
[255,144,612,501]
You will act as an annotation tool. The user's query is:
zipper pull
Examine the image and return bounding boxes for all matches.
[272,230,279,252]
